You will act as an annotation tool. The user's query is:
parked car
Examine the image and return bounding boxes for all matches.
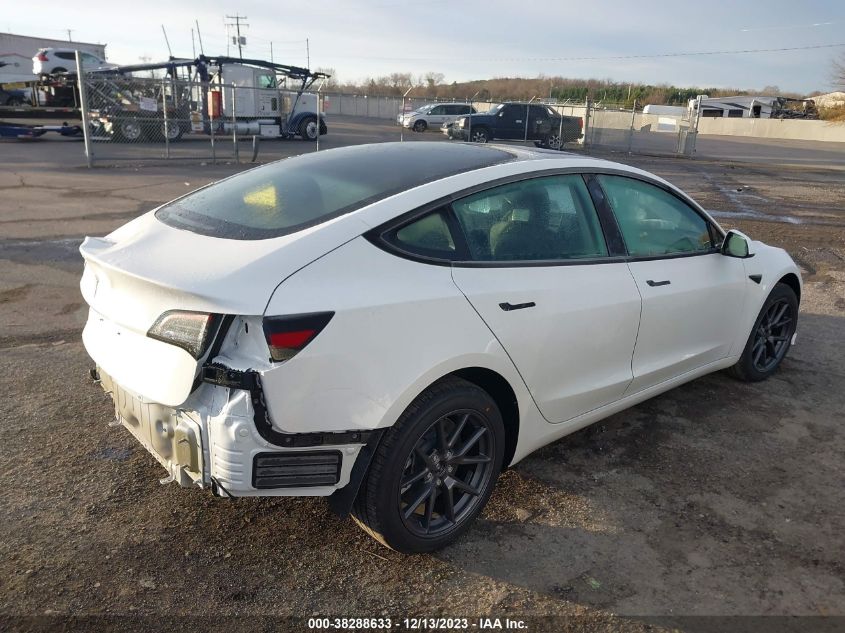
[445,102,582,148]
[80,142,801,553]
[32,48,116,76]
[0,87,28,106]
[400,103,476,132]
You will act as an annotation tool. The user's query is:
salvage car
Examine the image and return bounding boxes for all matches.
[445,102,582,148]
[80,142,801,553]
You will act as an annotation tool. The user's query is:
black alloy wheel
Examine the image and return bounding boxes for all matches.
[751,297,794,373]
[398,409,496,538]
[729,282,798,382]
[352,377,505,553]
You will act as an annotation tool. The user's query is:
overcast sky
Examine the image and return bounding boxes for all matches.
[4,0,844,94]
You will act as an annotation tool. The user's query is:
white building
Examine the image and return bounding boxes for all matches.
[0,32,107,83]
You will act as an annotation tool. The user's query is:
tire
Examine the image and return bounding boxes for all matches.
[112,118,144,142]
[298,116,319,141]
[160,121,184,142]
[352,377,505,553]
[412,120,427,133]
[544,133,563,150]
[728,282,798,382]
[469,127,489,143]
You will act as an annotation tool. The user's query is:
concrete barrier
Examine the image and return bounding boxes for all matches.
[696,117,845,143]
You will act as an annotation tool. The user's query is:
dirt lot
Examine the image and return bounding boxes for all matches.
[1,122,844,632]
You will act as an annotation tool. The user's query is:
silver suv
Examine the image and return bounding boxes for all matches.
[400,103,476,132]
[32,48,116,76]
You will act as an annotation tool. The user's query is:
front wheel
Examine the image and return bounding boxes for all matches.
[729,282,798,382]
[352,377,505,553]
[298,116,319,141]
[469,127,489,143]
[412,120,427,133]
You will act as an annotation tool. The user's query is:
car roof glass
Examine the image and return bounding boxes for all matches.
[156,143,516,240]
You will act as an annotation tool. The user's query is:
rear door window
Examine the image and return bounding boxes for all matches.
[451,175,608,262]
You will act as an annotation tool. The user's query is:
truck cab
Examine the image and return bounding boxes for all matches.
[209,63,326,139]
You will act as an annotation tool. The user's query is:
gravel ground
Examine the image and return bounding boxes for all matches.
[1,123,844,633]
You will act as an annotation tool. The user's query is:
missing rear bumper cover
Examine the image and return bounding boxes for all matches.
[201,363,376,448]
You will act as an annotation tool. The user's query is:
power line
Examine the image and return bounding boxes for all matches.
[319,42,845,63]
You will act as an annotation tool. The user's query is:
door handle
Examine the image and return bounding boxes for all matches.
[499,301,536,311]
[646,279,671,287]
[515,119,523,123]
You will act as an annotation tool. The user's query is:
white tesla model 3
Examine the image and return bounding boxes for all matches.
[80,142,801,553]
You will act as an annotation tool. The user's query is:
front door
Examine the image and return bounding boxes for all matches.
[496,104,527,139]
[595,174,747,393]
[449,173,641,423]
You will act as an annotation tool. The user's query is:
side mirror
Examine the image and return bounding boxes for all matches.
[721,229,755,258]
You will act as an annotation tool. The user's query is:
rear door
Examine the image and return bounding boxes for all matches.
[528,105,553,140]
[449,173,641,423]
[594,174,747,393]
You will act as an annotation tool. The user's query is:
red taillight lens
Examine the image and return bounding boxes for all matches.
[37,53,49,62]
[263,312,334,362]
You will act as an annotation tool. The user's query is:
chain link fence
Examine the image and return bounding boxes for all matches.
[584,98,700,157]
[77,64,328,165]
[72,54,700,166]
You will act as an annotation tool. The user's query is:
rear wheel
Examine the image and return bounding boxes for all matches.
[729,282,798,382]
[112,118,144,142]
[160,121,184,142]
[412,120,427,133]
[544,133,563,150]
[352,377,504,553]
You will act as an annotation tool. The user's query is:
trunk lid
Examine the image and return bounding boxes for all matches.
[80,211,367,406]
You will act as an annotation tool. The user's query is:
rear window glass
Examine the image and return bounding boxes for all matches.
[156,143,514,240]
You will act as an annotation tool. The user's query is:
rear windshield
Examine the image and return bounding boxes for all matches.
[156,143,514,240]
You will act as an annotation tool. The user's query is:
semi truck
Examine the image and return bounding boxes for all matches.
[86,56,328,142]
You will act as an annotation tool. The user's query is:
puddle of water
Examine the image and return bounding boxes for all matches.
[709,209,804,224]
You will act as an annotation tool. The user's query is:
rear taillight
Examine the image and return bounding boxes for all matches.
[147,310,219,359]
[262,312,334,362]
[37,53,49,62]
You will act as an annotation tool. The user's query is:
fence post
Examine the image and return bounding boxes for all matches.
[209,83,216,165]
[627,99,637,155]
[74,51,93,168]
[162,79,170,159]
[231,82,239,163]
[582,97,591,148]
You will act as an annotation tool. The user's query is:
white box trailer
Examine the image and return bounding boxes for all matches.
[642,104,687,116]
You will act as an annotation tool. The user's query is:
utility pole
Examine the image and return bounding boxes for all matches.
[66,29,73,41]
[306,38,310,68]
[225,14,249,59]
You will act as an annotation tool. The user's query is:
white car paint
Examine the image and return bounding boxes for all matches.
[79,144,801,501]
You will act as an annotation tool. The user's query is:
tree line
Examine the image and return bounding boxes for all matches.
[314,69,804,107]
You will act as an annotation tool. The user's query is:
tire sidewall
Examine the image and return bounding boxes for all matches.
[372,384,505,553]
